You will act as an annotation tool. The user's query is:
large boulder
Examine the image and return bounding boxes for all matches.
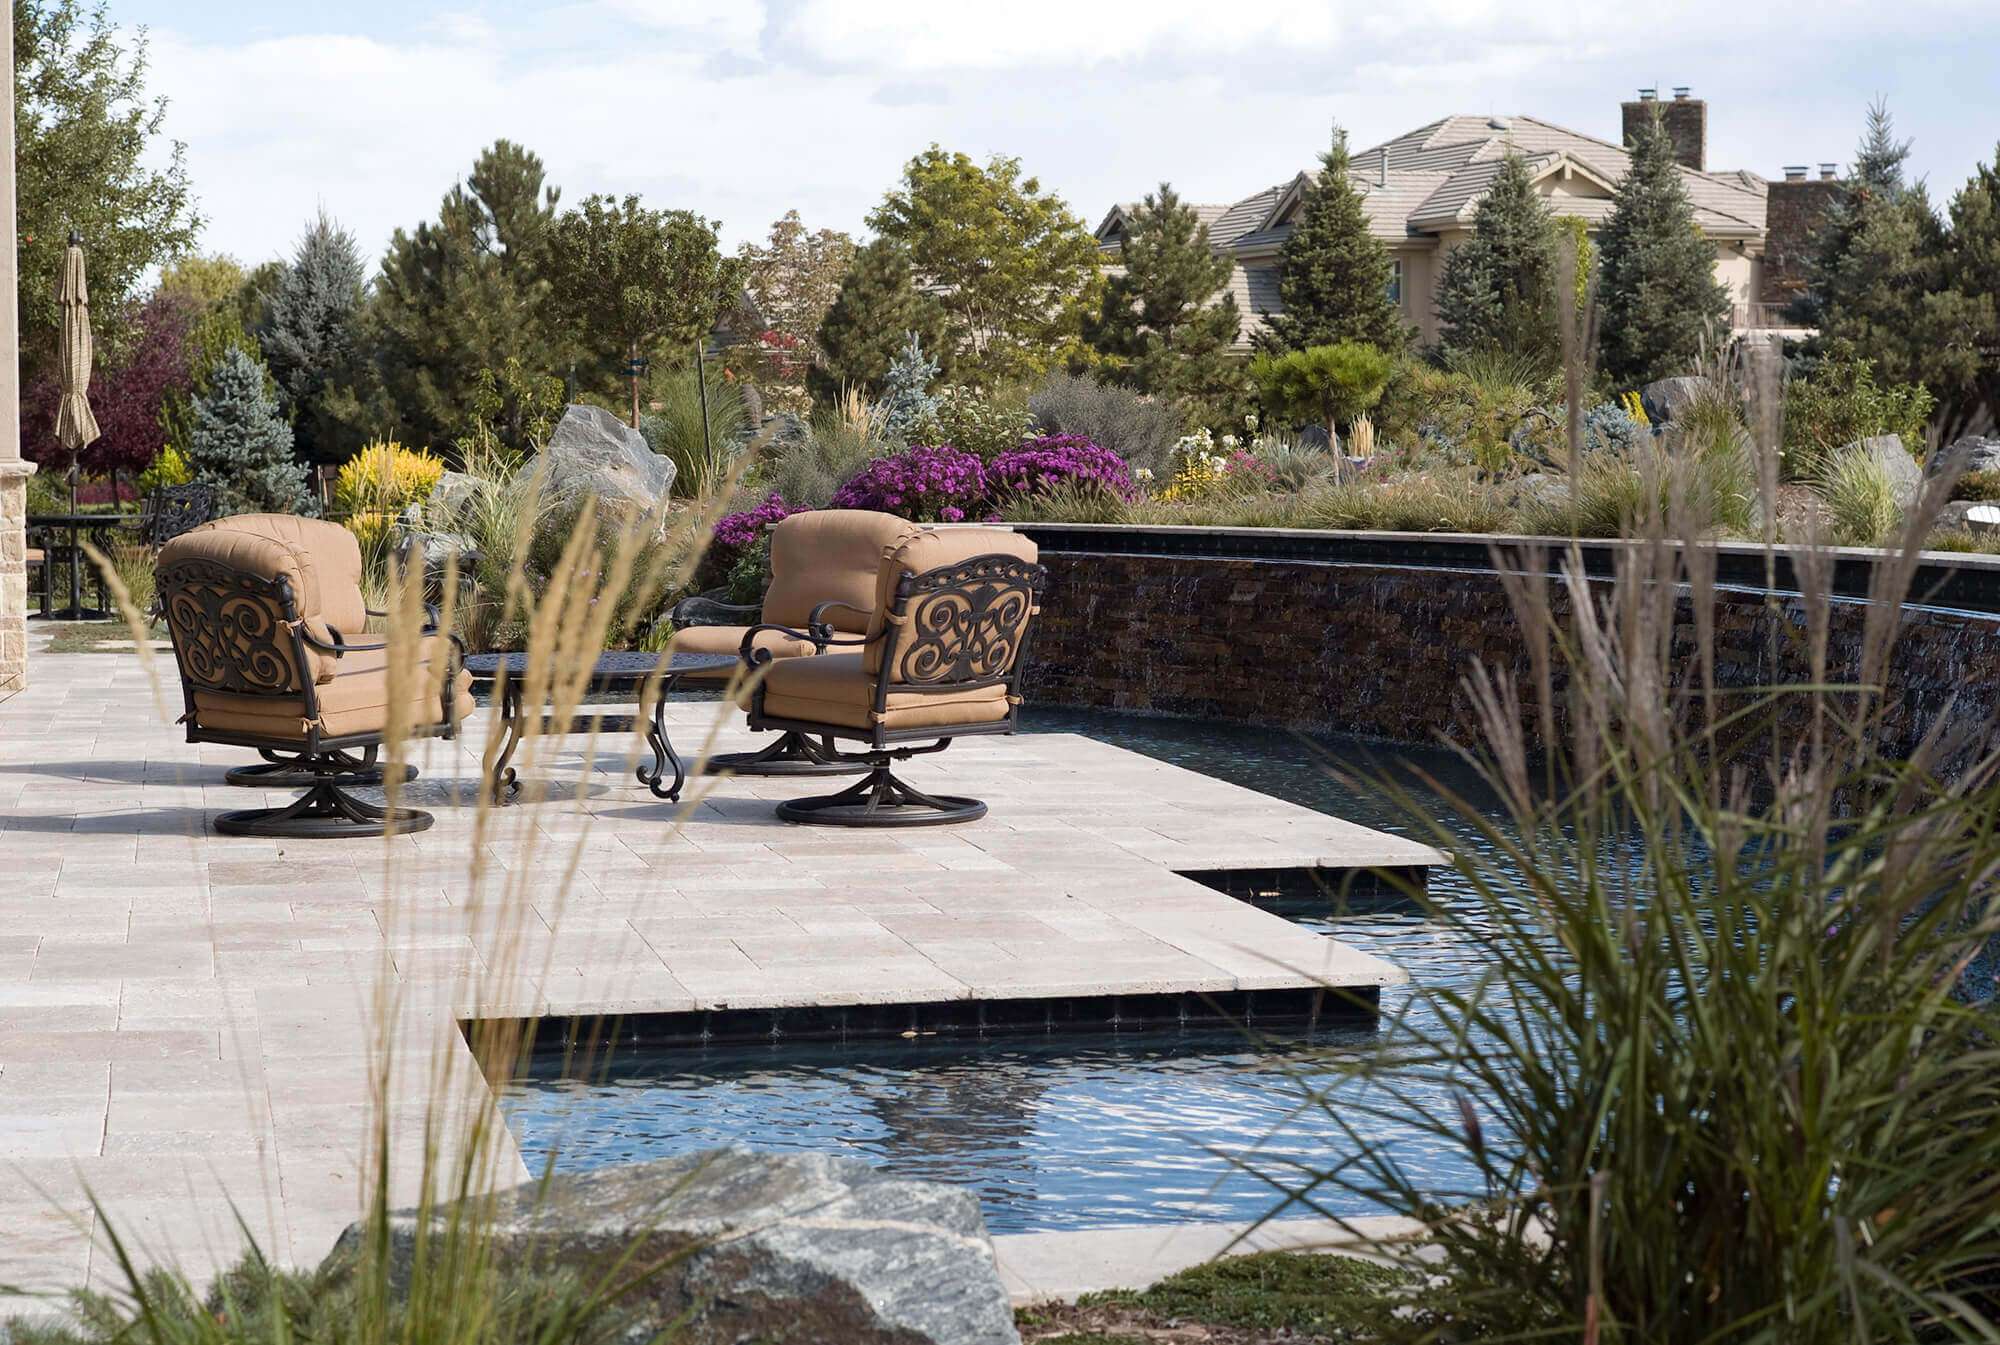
[427,470,485,525]
[324,1148,1018,1345]
[1843,434,1922,508]
[1638,376,1710,424]
[524,404,676,537]
[1928,434,2000,479]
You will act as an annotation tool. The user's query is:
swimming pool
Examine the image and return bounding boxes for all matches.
[496,708,1507,1232]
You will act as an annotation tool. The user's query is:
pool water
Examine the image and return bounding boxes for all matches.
[497,708,1507,1232]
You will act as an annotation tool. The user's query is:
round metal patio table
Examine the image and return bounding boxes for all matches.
[463,650,739,803]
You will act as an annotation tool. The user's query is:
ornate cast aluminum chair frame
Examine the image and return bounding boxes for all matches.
[740,551,1047,827]
[157,552,464,838]
[670,589,876,777]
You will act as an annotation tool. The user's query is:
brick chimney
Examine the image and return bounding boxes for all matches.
[1622,87,1706,170]
[1763,166,1846,306]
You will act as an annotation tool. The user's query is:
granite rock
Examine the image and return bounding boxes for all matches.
[524,404,676,537]
[1639,376,1710,424]
[324,1148,1018,1345]
[1841,434,1922,508]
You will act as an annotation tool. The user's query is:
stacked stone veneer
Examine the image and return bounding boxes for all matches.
[1023,550,2000,771]
[0,461,31,697]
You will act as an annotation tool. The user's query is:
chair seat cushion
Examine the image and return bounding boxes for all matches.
[193,636,473,741]
[760,652,1010,732]
[24,548,42,564]
[669,622,816,674]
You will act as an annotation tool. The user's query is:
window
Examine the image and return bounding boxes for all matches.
[1386,258,1403,307]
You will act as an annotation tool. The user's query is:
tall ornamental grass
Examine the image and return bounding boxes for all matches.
[1268,335,2000,1339]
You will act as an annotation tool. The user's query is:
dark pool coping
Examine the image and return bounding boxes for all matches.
[489,985,1381,1059]
[1009,523,2000,619]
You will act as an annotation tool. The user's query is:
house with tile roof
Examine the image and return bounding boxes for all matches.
[1096,92,1822,351]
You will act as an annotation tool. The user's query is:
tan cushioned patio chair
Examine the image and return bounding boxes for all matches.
[157,518,473,837]
[743,526,1045,826]
[183,513,437,788]
[670,508,919,776]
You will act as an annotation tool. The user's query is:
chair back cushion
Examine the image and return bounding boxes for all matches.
[863,528,1040,682]
[762,509,917,633]
[186,515,368,647]
[156,526,317,698]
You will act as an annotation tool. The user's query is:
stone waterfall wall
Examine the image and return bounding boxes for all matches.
[1021,548,2000,771]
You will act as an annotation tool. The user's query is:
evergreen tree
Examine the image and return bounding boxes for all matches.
[1791,100,1919,332]
[259,212,366,465]
[368,141,561,454]
[1933,145,2000,431]
[809,238,947,406]
[1434,154,1562,363]
[189,348,312,515]
[1596,112,1732,385]
[1260,125,1404,354]
[1087,184,1245,426]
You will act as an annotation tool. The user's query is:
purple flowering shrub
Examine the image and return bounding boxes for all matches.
[987,435,1139,504]
[700,492,810,594]
[828,443,987,522]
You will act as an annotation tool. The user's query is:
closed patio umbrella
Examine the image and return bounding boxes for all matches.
[46,230,104,617]
[54,230,100,472]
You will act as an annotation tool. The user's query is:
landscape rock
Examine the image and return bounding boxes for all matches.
[1498,472,1568,510]
[735,410,808,454]
[323,1148,1018,1345]
[1638,376,1710,424]
[524,404,676,537]
[427,470,483,525]
[1843,434,1922,508]
[1928,434,2000,479]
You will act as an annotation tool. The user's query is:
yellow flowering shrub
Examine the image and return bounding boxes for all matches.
[1156,428,1229,502]
[336,441,445,561]
[1619,390,1651,427]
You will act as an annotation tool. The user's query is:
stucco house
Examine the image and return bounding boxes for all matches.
[1095,91,1831,350]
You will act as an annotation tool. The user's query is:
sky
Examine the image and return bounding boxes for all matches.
[114,0,2000,274]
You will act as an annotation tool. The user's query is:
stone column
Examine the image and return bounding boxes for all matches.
[0,13,29,698]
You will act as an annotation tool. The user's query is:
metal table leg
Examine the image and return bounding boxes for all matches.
[487,679,524,802]
[638,673,689,801]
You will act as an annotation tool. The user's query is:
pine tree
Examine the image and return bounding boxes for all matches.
[1434,154,1562,364]
[368,141,562,454]
[1934,145,2000,430]
[809,238,947,406]
[259,211,366,465]
[1260,125,1405,354]
[1087,184,1245,426]
[189,348,311,515]
[1791,100,1918,331]
[1596,112,1732,385]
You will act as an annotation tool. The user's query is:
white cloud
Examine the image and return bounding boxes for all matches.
[141,1,2000,276]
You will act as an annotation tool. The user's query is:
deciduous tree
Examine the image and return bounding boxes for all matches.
[867,147,1102,386]
[731,211,855,416]
[13,0,200,390]
[1086,184,1245,427]
[541,194,742,428]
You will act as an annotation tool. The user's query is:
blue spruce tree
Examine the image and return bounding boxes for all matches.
[191,348,314,514]
[259,210,366,464]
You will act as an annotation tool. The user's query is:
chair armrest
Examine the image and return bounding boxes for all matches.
[805,600,873,644]
[673,593,763,627]
[301,628,391,655]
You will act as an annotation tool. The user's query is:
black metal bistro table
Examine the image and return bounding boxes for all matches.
[463,651,739,803]
[26,511,137,620]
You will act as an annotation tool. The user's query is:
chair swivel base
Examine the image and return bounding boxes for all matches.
[699,729,870,778]
[225,746,416,789]
[214,775,434,838]
[775,762,986,827]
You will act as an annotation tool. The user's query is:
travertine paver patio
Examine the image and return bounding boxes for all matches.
[0,644,1438,1299]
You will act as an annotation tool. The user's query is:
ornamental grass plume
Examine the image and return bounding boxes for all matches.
[1256,303,2000,1339]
